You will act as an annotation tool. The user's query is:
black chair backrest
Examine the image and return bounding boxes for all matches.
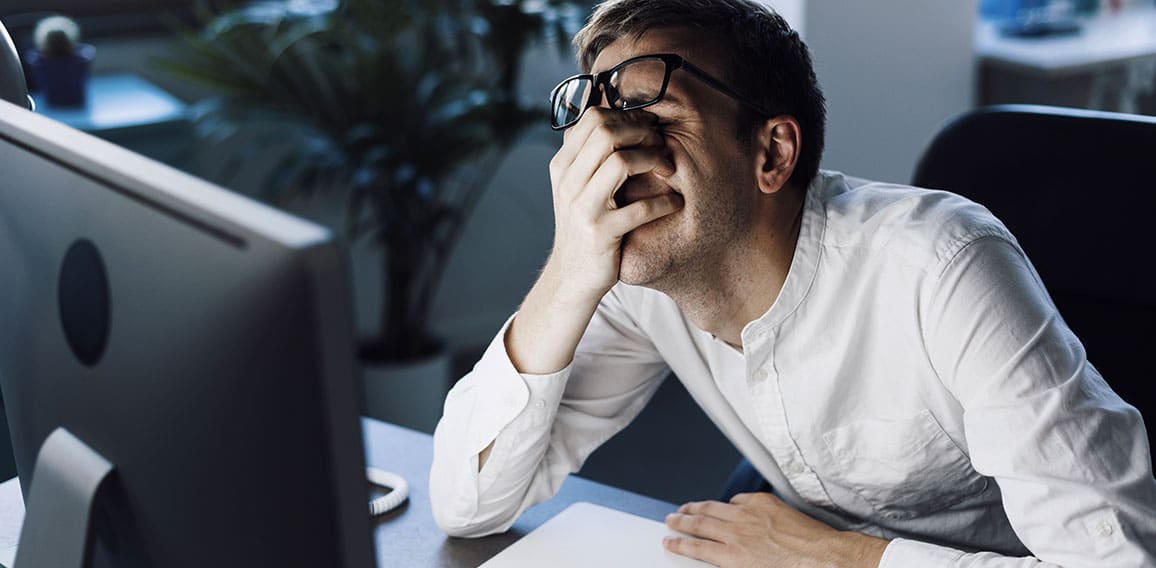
[912,104,1156,461]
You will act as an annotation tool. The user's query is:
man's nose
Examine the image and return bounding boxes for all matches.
[588,82,608,110]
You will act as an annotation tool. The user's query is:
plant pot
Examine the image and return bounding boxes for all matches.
[361,347,453,434]
[26,43,95,108]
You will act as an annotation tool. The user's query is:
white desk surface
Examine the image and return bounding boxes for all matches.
[30,73,188,134]
[976,7,1156,75]
[0,478,21,567]
[479,502,709,568]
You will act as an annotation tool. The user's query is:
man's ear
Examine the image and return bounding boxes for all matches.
[753,116,801,195]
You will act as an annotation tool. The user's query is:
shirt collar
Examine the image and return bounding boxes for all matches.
[739,171,839,343]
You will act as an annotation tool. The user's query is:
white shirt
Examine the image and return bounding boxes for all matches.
[429,171,1156,567]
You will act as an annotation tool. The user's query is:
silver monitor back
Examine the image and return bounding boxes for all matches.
[0,20,32,110]
[0,99,374,567]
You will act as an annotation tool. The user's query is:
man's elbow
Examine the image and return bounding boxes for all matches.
[429,483,517,538]
[432,505,512,538]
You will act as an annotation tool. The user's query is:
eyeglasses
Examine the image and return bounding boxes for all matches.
[549,53,772,131]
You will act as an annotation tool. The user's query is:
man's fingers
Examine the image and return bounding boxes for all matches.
[563,106,659,156]
[678,500,741,522]
[665,512,732,543]
[552,108,663,193]
[577,148,673,213]
[601,192,684,236]
[662,535,727,565]
[558,130,667,203]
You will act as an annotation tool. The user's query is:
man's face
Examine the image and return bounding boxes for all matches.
[589,28,760,290]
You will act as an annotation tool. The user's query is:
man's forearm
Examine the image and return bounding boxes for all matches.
[475,261,604,472]
[505,260,602,375]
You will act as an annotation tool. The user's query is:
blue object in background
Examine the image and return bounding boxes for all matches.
[981,0,1100,19]
[981,0,1040,20]
[25,43,95,108]
[980,0,1100,37]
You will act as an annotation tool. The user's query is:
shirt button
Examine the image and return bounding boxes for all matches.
[534,399,546,409]
[752,368,769,383]
[784,462,804,476]
[1096,520,1115,538]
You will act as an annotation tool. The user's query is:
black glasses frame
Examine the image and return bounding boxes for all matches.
[549,53,773,131]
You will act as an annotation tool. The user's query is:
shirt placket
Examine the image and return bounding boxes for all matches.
[747,330,834,509]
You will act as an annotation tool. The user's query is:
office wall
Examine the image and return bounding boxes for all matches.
[763,0,807,36]
[796,0,978,184]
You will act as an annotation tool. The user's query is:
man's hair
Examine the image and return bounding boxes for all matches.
[573,0,826,192]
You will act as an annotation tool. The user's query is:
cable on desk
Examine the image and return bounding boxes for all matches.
[367,467,408,516]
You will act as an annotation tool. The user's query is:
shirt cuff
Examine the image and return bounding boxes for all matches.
[460,314,571,455]
[878,538,966,567]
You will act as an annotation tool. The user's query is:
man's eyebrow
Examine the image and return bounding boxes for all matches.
[655,91,690,112]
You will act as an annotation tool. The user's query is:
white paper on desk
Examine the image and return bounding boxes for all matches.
[478,502,711,568]
[0,544,14,568]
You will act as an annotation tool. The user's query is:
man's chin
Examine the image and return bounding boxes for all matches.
[619,211,682,284]
[618,236,667,287]
[617,262,654,287]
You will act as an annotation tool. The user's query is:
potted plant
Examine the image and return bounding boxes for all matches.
[161,0,579,431]
[25,15,96,107]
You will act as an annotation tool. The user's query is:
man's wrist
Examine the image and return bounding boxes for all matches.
[536,257,614,310]
[837,531,889,568]
[505,265,604,375]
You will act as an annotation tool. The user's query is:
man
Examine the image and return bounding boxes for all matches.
[429,0,1156,565]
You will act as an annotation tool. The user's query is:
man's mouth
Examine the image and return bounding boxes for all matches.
[614,177,679,208]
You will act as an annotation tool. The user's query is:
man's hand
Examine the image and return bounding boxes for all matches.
[503,107,682,376]
[663,492,889,568]
[477,107,684,471]
[545,106,681,305]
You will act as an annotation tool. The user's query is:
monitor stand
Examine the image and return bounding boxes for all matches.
[13,427,114,568]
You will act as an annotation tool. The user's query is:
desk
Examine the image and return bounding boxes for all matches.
[30,73,192,167]
[976,8,1156,112]
[0,418,679,568]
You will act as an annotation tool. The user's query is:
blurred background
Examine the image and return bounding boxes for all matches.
[2,0,1155,505]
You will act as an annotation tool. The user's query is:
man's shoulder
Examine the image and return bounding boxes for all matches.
[812,170,1015,268]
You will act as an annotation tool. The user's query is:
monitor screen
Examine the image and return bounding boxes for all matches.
[0,99,375,567]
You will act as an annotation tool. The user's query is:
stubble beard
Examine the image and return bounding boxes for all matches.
[617,214,680,288]
[617,184,753,296]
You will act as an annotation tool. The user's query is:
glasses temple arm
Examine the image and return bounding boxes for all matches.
[681,61,775,119]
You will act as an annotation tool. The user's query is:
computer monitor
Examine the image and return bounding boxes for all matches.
[0,20,32,110]
[0,99,375,566]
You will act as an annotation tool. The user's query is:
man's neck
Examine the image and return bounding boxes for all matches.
[664,191,805,349]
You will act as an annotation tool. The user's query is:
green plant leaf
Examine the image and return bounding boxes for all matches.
[159,0,583,361]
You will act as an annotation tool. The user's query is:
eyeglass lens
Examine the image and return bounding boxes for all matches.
[552,77,594,129]
[552,57,670,129]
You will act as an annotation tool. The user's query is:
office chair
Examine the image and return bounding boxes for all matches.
[911,104,1156,465]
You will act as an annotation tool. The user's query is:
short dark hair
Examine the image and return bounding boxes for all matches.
[573,0,826,191]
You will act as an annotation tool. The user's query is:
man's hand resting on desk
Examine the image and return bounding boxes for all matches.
[663,492,889,567]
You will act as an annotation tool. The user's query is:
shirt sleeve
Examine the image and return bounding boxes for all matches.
[897,235,1156,567]
[429,285,670,537]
